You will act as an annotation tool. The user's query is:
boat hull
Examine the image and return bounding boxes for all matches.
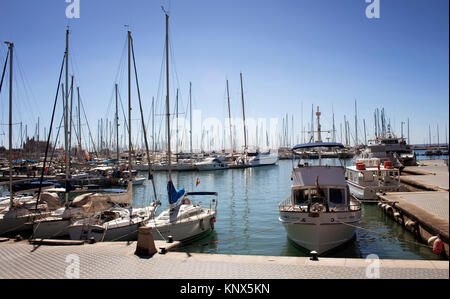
[68,222,141,242]
[347,180,407,201]
[32,219,71,238]
[279,210,361,255]
[0,216,31,236]
[149,213,216,242]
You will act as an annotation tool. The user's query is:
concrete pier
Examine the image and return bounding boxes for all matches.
[0,241,447,279]
[378,160,449,256]
[401,160,449,191]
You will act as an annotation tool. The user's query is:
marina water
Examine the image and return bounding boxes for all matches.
[133,155,447,260]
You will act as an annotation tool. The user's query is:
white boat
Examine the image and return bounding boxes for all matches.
[247,150,279,167]
[31,190,121,239]
[143,13,217,243]
[345,158,408,202]
[68,205,156,242]
[278,107,361,255]
[359,123,416,168]
[195,157,229,171]
[146,192,217,242]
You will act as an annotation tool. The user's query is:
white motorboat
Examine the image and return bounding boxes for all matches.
[278,107,361,255]
[247,150,279,167]
[146,192,217,242]
[346,158,408,202]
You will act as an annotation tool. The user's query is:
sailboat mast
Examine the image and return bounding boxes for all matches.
[226,79,233,156]
[240,72,247,154]
[189,82,193,164]
[127,30,132,178]
[176,88,179,163]
[6,42,13,208]
[165,12,172,181]
[115,83,119,161]
[64,28,70,206]
[77,86,82,155]
[354,99,358,146]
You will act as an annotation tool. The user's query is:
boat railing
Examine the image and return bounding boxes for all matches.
[349,196,362,211]
[278,197,291,210]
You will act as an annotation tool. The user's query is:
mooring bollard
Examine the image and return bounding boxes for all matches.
[135,226,157,257]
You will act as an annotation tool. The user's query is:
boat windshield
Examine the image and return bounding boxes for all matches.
[292,187,346,206]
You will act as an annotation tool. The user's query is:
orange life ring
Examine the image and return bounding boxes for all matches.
[182,198,191,205]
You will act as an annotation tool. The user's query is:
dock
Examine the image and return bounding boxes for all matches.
[377,160,449,256]
[0,240,447,279]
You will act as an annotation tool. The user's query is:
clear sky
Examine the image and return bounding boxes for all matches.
[0,0,448,151]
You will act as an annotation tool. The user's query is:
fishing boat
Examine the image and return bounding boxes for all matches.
[345,158,408,203]
[278,107,361,255]
[359,118,416,168]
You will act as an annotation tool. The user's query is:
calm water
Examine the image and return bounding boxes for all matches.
[133,158,447,260]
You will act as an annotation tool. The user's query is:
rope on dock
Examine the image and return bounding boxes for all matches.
[337,220,433,250]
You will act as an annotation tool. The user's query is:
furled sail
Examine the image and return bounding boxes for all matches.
[167,180,185,205]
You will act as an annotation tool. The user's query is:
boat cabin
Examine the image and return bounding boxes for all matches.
[345,159,400,187]
[289,166,350,212]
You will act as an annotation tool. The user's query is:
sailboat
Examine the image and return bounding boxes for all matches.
[68,30,158,242]
[278,106,362,255]
[0,42,56,236]
[144,10,217,242]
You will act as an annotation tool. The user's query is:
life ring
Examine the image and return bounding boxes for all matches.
[182,198,191,205]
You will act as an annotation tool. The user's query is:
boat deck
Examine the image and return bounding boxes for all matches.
[0,240,447,279]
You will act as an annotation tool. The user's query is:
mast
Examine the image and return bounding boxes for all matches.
[115,83,119,161]
[165,11,172,181]
[6,41,13,208]
[363,119,367,145]
[176,88,179,163]
[77,86,82,157]
[354,99,358,146]
[127,30,132,180]
[315,106,322,166]
[189,82,193,164]
[130,32,158,202]
[240,72,247,155]
[64,28,70,207]
[226,79,233,156]
[152,96,155,153]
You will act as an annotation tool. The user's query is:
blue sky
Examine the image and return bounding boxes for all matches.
[0,0,448,150]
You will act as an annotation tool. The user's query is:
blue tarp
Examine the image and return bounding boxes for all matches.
[167,180,185,205]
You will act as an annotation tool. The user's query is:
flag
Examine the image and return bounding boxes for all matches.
[196,177,200,187]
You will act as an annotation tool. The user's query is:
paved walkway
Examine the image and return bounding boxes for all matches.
[402,160,449,191]
[0,241,448,279]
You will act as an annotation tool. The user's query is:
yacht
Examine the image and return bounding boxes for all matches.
[247,150,279,167]
[359,129,416,169]
[278,107,361,255]
[346,158,408,202]
[279,143,362,255]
